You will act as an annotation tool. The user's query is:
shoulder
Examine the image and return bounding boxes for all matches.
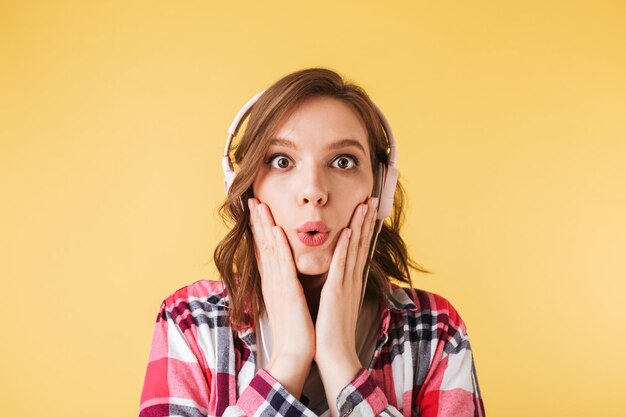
[157,279,229,323]
[387,282,468,338]
[161,279,227,307]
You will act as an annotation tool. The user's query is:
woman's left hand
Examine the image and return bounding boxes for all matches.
[315,196,379,416]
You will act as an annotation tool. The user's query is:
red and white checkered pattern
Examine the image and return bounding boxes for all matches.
[139,280,485,417]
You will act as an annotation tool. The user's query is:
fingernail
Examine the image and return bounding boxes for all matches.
[369,197,379,208]
[361,204,368,216]
[247,198,254,211]
[346,228,352,239]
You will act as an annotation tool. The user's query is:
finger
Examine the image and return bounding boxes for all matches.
[253,201,279,260]
[354,197,378,274]
[343,202,369,285]
[250,200,277,270]
[272,225,298,278]
[259,202,280,241]
[325,228,352,290]
[249,199,277,288]
[249,200,270,255]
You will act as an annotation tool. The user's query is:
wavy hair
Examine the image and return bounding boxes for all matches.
[213,68,430,331]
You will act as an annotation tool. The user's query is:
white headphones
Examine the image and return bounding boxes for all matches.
[221,89,400,331]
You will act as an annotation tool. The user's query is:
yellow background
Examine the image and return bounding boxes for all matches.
[1,1,625,416]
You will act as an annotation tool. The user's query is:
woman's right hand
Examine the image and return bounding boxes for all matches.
[248,198,315,398]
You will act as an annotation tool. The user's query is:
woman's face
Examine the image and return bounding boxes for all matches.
[252,96,374,276]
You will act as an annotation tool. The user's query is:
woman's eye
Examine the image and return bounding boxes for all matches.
[268,155,293,169]
[331,155,358,169]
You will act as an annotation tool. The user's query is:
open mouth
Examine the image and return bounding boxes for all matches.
[296,221,330,246]
[297,230,329,246]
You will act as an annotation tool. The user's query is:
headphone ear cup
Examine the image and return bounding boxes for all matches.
[222,155,237,195]
[224,171,236,195]
[377,163,398,220]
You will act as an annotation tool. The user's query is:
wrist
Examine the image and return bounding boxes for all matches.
[316,355,362,403]
[266,355,312,399]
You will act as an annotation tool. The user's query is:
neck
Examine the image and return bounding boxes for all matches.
[298,272,327,323]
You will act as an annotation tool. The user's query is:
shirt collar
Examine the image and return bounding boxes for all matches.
[210,281,419,345]
[384,282,419,313]
[372,282,418,349]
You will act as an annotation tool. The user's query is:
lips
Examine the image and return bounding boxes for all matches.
[297,221,330,247]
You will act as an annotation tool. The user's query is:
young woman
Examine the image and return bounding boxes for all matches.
[139,68,485,417]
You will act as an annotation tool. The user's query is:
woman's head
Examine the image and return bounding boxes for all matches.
[214,68,428,329]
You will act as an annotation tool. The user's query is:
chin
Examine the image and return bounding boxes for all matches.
[296,266,329,276]
[295,253,331,276]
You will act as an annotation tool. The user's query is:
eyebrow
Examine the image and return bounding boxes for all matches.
[268,138,366,154]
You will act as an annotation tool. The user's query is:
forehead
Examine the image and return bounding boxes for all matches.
[271,96,369,154]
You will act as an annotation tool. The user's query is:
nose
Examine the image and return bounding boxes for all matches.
[297,166,328,207]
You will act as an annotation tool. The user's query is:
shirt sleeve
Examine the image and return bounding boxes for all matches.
[335,352,484,417]
[227,369,317,417]
[336,368,403,417]
[335,314,485,417]
[139,300,318,417]
[415,313,486,417]
[138,301,213,416]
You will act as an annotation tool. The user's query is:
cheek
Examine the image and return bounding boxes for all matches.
[332,184,372,224]
[253,175,276,206]
[253,179,289,225]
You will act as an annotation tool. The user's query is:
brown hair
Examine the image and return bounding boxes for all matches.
[213,67,430,331]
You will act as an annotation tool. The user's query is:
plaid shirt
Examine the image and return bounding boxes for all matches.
[139,279,485,417]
